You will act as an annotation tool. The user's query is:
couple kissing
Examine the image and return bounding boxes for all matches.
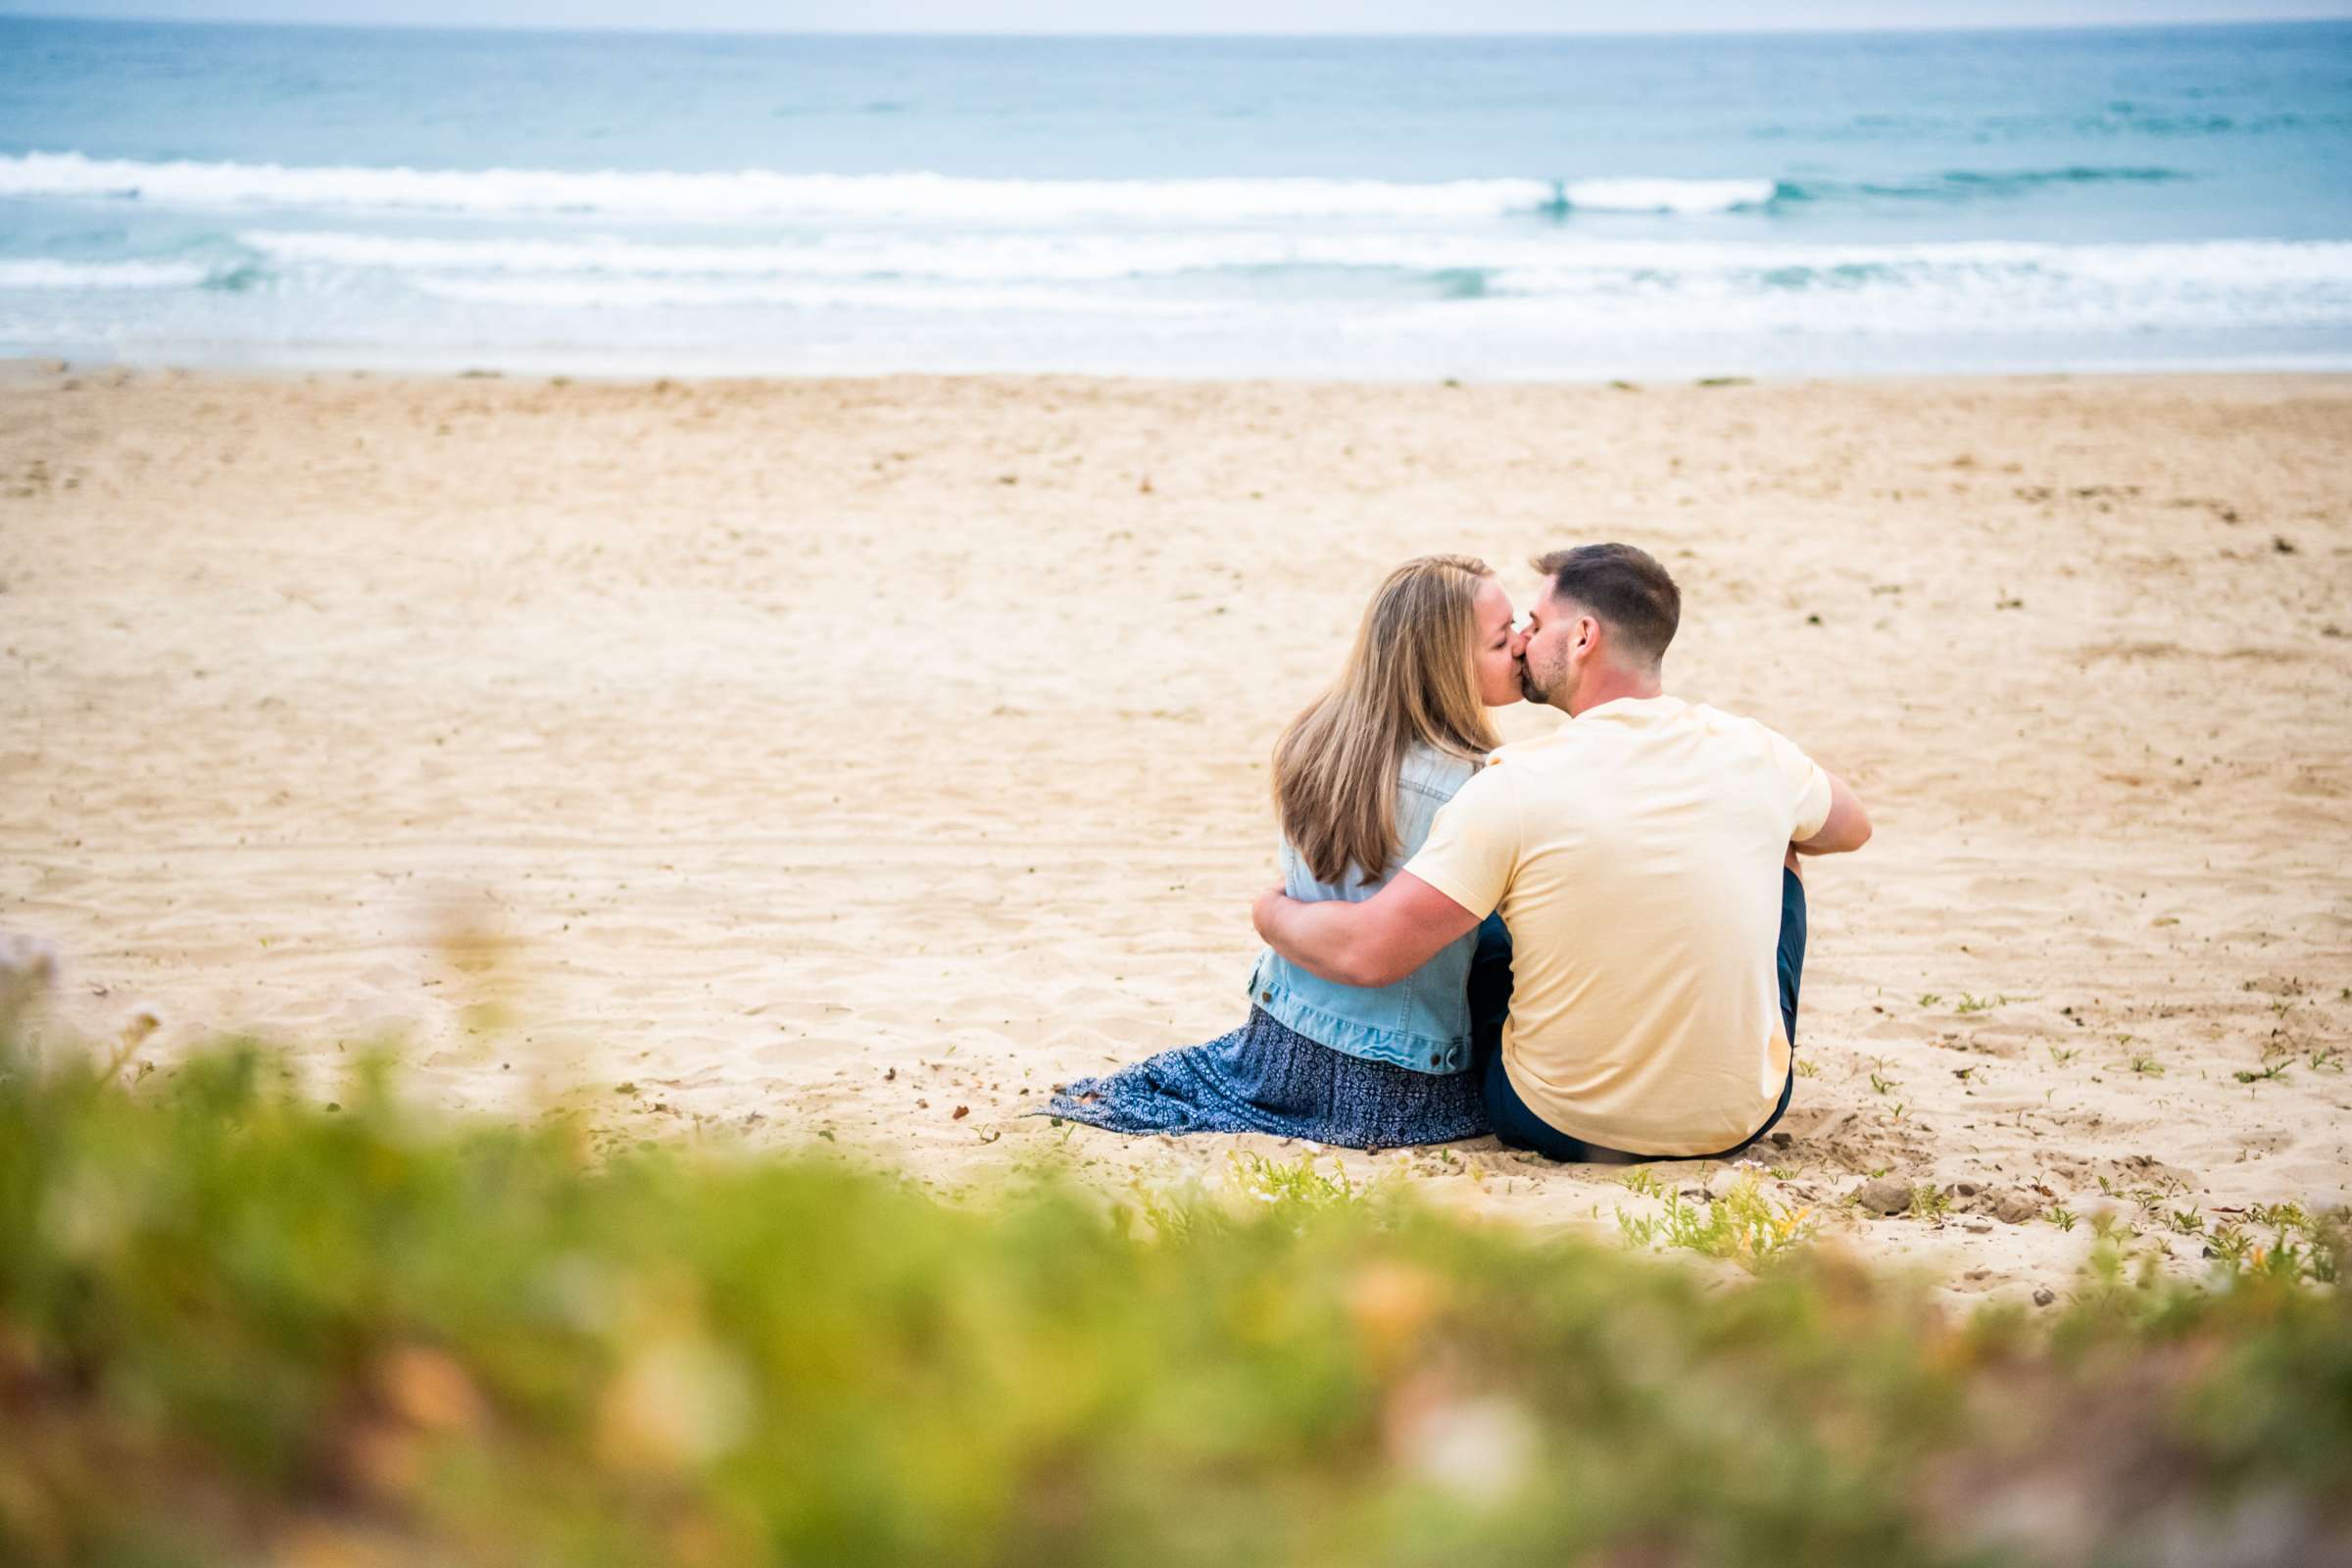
[1050,542,1871,1164]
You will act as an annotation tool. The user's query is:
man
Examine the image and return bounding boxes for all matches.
[1251,543,1869,1161]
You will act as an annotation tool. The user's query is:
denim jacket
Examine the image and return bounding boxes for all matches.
[1246,745,1482,1074]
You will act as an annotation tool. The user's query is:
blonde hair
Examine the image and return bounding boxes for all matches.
[1273,554,1503,886]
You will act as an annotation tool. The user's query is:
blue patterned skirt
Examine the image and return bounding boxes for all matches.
[1047,1007,1489,1151]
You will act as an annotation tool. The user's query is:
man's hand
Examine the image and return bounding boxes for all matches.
[1794,769,1871,856]
[1252,873,1482,989]
[1251,886,1292,944]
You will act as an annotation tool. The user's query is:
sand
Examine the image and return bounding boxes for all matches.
[3,361,2348,1303]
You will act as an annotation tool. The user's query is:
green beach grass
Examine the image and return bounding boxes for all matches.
[2,1028,2347,1567]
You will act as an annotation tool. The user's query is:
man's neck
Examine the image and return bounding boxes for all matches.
[1565,665,1664,717]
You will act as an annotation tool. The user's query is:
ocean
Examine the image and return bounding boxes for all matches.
[3,17,2349,379]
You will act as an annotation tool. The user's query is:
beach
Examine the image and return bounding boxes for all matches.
[3,363,2347,1302]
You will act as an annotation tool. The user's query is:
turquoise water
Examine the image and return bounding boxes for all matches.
[3,18,2349,377]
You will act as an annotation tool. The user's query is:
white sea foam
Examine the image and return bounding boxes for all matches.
[1482,238,2352,292]
[7,152,1789,222]
[235,229,2352,288]
[246,229,1286,282]
[241,227,1505,281]
[410,275,1214,312]
[0,258,216,290]
[11,192,2351,368]
[370,242,2351,334]
[1434,247,2352,335]
[4,151,1565,220]
[16,220,2350,339]
[1560,177,1777,214]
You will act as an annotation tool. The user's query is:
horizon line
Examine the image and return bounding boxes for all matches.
[5,8,2349,37]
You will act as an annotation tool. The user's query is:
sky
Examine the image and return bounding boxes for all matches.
[5,0,2351,30]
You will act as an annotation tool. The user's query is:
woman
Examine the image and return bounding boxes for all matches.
[1049,554,1524,1150]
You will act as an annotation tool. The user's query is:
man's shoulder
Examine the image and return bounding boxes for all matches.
[1484,722,1596,774]
[1680,701,1805,755]
[1488,721,1581,760]
[1425,748,1526,817]
[1431,734,1572,820]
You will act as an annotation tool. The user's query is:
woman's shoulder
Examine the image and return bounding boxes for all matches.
[1396,743,1480,801]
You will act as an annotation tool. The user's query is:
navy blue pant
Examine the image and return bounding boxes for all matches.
[1468,865,1806,1163]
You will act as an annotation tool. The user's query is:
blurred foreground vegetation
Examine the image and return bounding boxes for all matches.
[2,1031,2348,1568]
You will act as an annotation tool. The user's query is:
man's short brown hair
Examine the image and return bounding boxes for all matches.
[1531,543,1680,665]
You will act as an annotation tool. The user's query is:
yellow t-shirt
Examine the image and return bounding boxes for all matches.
[1404,695,1833,1156]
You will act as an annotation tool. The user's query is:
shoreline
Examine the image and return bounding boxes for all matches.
[12,353,2352,392]
[14,352,2352,389]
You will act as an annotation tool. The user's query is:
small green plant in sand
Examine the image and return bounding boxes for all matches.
[1911,1184,1951,1221]
[2221,1204,2343,1283]
[2048,1046,2080,1067]
[2094,1198,2341,1289]
[2072,1204,2344,1315]
[2242,1216,2342,1287]
[2129,1054,2165,1076]
[2239,1235,2337,1286]
[2207,1223,2257,1268]
[2047,1204,2080,1232]
[2105,1172,2190,1212]
[1617,1165,1667,1200]
[1226,1150,1374,1213]
[1120,1152,1383,1241]
[1616,1178,1817,1272]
